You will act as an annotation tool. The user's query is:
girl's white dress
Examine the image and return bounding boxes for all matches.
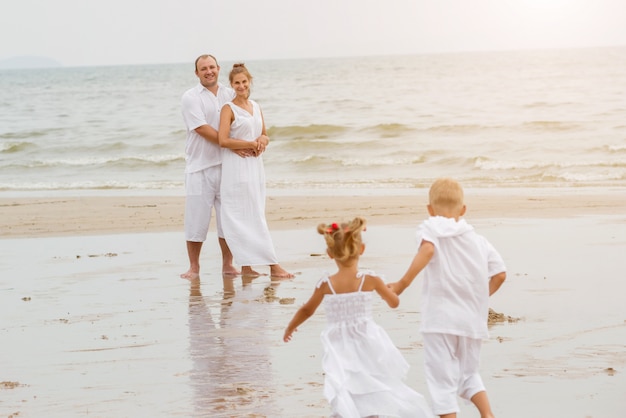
[319,271,433,418]
[220,100,278,266]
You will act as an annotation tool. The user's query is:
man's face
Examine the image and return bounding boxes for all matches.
[195,56,220,89]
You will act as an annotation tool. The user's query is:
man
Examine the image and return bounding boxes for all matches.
[180,54,239,279]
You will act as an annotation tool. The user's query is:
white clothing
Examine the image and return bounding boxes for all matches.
[220,100,278,266]
[181,82,234,242]
[320,271,432,418]
[423,333,484,415]
[184,166,223,241]
[181,83,235,173]
[418,216,506,339]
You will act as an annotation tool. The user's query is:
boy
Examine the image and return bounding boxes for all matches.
[389,178,506,418]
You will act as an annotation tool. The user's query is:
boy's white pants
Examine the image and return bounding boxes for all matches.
[423,333,486,415]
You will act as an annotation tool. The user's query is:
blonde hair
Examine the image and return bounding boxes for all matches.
[429,177,464,213]
[317,217,366,263]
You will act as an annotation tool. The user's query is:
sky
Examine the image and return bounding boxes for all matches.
[1,0,625,67]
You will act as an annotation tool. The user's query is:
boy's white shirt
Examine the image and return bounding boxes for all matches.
[417,216,506,339]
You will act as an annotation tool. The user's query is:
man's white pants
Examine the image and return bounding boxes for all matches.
[184,166,223,242]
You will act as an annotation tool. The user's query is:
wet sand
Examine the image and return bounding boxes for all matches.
[1,190,626,417]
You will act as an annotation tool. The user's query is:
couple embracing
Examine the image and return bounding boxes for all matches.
[180,54,293,281]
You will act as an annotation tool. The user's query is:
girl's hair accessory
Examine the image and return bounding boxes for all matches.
[326,223,339,234]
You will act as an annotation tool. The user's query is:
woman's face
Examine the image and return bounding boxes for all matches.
[231,73,250,97]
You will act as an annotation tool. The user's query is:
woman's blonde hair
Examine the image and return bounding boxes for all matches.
[317,217,366,263]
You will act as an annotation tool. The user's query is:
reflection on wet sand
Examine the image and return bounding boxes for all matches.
[188,276,280,417]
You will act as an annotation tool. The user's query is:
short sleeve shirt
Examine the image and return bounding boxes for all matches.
[181,83,235,173]
[418,216,506,339]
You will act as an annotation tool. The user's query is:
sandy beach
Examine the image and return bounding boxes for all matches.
[1,189,626,417]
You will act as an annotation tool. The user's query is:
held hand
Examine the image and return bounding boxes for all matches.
[233,149,254,158]
[255,138,266,155]
[387,281,404,296]
[258,134,270,146]
[256,135,269,154]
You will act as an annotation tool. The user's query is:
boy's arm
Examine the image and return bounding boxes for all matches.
[283,285,326,342]
[489,271,506,296]
[389,240,434,296]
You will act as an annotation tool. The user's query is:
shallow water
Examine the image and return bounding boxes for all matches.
[1,217,625,416]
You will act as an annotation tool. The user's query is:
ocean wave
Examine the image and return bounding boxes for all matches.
[475,157,626,170]
[90,141,132,152]
[520,120,582,131]
[0,154,184,169]
[0,180,182,191]
[0,141,35,153]
[424,124,491,133]
[289,154,425,167]
[268,124,348,140]
[606,144,626,153]
[0,128,67,139]
[358,123,415,137]
[0,130,47,140]
[550,171,626,182]
[523,101,577,108]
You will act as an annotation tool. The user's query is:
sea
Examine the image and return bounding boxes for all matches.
[1,46,625,197]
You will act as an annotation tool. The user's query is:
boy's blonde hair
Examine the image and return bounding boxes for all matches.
[317,217,366,263]
[429,177,464,214]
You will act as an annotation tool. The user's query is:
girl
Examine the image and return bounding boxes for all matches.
[283,217,432,418]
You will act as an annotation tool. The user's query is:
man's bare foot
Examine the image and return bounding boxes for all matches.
[241,266,265,277]
[180,270,200,280]
[270,265,295,279]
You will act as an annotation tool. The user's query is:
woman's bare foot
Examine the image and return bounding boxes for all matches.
[180,270,200,280]
[270,265,295,279]
[222,263,240,276]
[241,266,265,277]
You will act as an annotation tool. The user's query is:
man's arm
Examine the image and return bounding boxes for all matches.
[194,124,219,145]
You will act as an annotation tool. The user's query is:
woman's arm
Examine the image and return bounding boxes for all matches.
[218,104,258,151]
[255,108,269,154]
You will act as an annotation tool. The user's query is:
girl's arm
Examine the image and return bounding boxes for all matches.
[283,284,327,342]
[389,240,434,296]
[370,275,400,308]
[218,105,258,151]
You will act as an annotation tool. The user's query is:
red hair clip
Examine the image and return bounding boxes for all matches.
[326,223,339,234]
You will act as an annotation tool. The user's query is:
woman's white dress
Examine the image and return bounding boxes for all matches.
[220,100,278,266]
[320,271,433,418]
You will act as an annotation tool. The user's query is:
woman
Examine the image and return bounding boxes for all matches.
[218,63,293,279]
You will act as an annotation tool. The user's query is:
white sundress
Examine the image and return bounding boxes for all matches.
[220,100,278,266]
[319,271,433,418]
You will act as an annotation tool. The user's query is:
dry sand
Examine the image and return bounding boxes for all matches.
[1,190,625,417]
[2,188,626,238]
